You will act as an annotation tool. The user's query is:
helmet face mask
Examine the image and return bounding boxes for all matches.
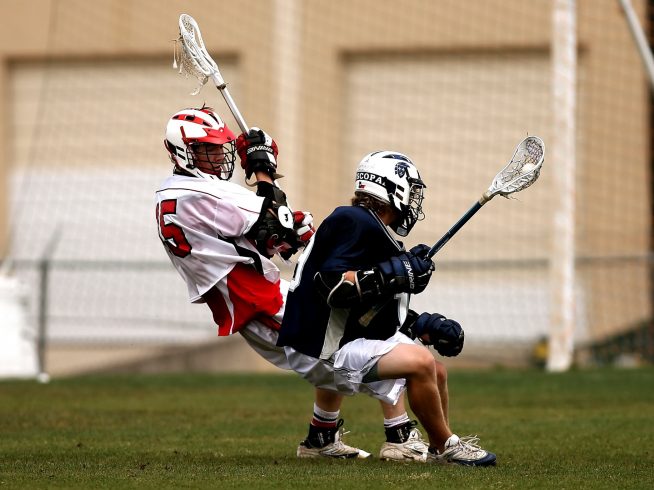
[164,107,236,181]
[186,141,234,180]
[394,178,425,236]
[355,151,426,236]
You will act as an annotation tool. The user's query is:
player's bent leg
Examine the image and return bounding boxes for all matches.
[284,342,407,405]
[374,348,495,466]
[434,359,450,424]
[315,387,344,411]
[296,389,371,459]
[375,343,436,380]
[376,344,453,450]
[376,346,496,466]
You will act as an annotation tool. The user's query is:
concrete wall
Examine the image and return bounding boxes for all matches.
[0,0,650,374]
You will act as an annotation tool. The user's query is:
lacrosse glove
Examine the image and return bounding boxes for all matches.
[236,128,279,180]
[412,312,464,357]
[246,202,293,258]
[376,244,435,295]
[278,210,316,260]
[290,211,315,244]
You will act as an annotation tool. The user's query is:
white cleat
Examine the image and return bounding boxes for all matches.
[379,425,429,462]
[427,434,497,467]
[297,420,371,459]
[297,440,371,459]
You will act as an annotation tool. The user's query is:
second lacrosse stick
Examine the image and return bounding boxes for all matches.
[176,13,249,133]
[428,136,545,258]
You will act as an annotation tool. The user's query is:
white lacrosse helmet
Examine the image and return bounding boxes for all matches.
[355,151,426,236]
[164,106,236,180]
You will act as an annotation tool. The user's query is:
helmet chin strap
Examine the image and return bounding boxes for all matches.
[376,206,401,227]
[391,218,410,237]
[380,207,411,237]
[173,166,195,177]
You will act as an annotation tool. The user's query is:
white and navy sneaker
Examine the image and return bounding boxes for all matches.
[297,419,371,459]
[379,420,429,462]
[427,434,496,466]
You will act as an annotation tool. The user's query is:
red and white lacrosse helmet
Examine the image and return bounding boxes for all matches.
[354,151,426,236]
[164,106,236,180]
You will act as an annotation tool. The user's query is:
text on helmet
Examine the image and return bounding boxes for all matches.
[356,172,385,185]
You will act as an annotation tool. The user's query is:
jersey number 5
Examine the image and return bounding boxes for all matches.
[156,199,192,258]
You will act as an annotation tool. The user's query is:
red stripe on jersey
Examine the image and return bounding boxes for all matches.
[203,263,283,336]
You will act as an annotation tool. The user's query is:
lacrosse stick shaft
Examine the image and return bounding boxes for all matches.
[211,73,249,134]
[362,198,485,326]
[428,199,487,258]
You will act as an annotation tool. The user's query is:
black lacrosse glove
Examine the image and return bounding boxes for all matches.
[246,201,294,258]
[413,312,464,357]
[236,127,279,180]
[376,244,435,295]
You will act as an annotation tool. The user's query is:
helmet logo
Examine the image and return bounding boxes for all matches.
[394,162,409,178]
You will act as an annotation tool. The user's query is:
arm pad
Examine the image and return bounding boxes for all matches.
[314,269,386,308]
[399,309,420,339]
[256,181,288,206]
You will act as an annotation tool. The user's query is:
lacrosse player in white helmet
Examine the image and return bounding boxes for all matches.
[156,105,370,459]
[278,151,496,466]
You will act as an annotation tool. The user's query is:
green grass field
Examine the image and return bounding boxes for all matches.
[1,368,653,489]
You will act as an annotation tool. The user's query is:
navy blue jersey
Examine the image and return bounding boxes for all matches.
[277,205,408,359]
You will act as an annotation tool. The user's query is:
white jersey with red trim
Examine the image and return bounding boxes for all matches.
[155,174,280,304]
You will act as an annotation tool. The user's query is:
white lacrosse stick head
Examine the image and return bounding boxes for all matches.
[176,14,224,94]
[487,136,545,199]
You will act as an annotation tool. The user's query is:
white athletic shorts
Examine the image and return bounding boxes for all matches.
[239,320,290,370]
[283,331,415,405]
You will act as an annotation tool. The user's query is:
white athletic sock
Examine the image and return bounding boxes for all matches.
[312,403,340,428]
[383,413,410,428]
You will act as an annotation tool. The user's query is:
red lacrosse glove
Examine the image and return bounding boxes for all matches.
[275,211,315,260]
[293,211,315,244]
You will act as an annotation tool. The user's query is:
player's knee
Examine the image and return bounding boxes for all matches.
[406,347,437,378]
[434,359,448,383]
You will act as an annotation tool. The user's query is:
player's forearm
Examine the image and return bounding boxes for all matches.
[254,170,274,185]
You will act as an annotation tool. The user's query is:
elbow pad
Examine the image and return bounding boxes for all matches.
[256,181,288,206]
[314,269,385,308]
[245,199,294,257]
[399,309,420,340]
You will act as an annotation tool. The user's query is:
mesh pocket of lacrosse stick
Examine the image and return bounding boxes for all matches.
[428,135,545,258]
[174,14,250,134]
[486,136,545,200]
[175,14,222,94]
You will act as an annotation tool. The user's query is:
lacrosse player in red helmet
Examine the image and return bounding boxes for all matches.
[278,151,496,466]
[157,105,382,458]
